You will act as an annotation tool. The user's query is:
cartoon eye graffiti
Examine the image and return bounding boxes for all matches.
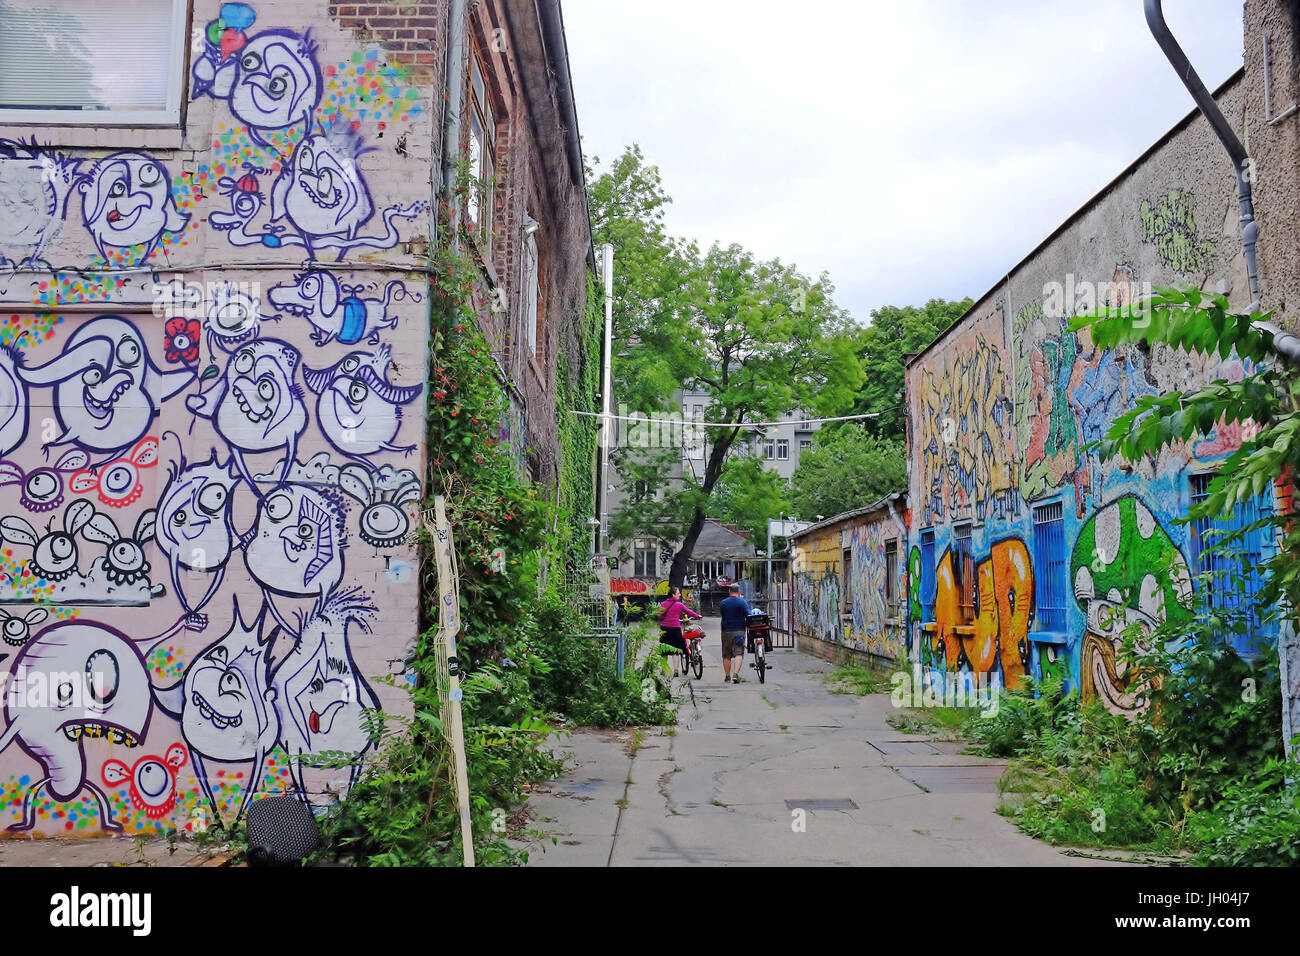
[197,483,227,515]
[102,744,187,820]
[298,146,314,172]
[234,350,254,374]
[267,74,289,97]
[257,378,275,401]
[108,180,126,198]
[0,449,91,513]
[0,607,48,647]
[138,163,160,187]
[240,50,262,72]
[265,492,292,521]
[68,436,159,509]
[337,463,422,550]
[80,506,157,587]
[85,648,120,707]
[0,499,94,581]
[82,365,103,385]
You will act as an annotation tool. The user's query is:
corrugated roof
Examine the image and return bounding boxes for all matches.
[787,492,906,541]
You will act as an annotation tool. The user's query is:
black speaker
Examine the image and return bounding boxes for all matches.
[244,795,321,866]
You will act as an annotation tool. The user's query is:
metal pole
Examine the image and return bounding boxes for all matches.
[599,242,614,552]
[767,514,777,609]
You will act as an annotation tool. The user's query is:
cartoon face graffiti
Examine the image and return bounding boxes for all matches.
[1,499,95,582]
[268,272,407,346]
[185,339,307,486]
[271,126,374,255]
[68,436,159,510]
[272,589,378,804]
[81,507,157,588]
[78,152,189,264]
[337,463,421,549]
[245,484,346,603]
[102,744,187,819]
[228,31,321,141]
[204,280,262,348]
[0,622,152,830]
[0,606,47,647]
[1071,495,1194,715]
[303,346,421,457]
[0,448,90,513]
[154,451,240,619]
[18,317,194,457]
[152,597,277,823]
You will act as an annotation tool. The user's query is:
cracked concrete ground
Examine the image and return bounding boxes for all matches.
[519,617,1131,867]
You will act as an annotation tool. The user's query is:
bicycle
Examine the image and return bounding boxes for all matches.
[683,625,705,680]
[746,610,772,684]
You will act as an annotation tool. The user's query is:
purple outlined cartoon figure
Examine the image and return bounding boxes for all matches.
[268,271,413,346]
[185,338,308,488]
[192,4,321,149]
[78,153,189,265]
[17,316,194,460]
[303,345,421,458]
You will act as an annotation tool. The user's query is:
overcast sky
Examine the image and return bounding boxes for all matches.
[563,0,1246,325]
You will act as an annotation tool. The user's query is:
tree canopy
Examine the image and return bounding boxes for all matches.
[787,426,907,521]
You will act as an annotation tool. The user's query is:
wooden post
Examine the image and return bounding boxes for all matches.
[432,496,475,867]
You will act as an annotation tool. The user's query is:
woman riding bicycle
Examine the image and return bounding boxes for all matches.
[658,586,701,678]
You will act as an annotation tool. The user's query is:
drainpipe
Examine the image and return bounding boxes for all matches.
[1146,0,1300,756]
[1144,0,1300,366]
[441,0,467,241]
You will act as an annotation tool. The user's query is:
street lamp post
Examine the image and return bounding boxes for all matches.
[599,242,614,553]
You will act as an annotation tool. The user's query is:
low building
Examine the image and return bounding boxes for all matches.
[788,495,908,668]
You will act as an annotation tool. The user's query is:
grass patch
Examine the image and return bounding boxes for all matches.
[887,706,982,740]
[823,665,883,695]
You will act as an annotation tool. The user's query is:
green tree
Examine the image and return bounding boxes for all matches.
[852,298,971,439]
[707,456,789,543]
[787,425,907,519]
[590,148,863,587]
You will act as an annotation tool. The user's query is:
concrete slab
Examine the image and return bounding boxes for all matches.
[523,632,1133,867]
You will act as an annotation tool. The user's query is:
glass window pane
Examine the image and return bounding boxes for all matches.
[0,0,180,117]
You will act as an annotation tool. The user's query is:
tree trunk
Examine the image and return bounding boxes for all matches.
[668,424,738,589]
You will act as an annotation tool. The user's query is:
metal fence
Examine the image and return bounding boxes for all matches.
[559,561,626,678]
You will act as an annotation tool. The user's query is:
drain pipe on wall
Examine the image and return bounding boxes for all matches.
[1144,0,1300,366]
[441,0,467,245]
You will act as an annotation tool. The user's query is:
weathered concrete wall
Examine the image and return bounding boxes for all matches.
[906,68,1280,712]
[0,0,436,835]
[791,506,907,664]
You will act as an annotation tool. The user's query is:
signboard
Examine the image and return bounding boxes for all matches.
[768,518,812,539]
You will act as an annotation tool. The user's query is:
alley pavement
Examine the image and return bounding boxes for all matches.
[518,616,1128,867]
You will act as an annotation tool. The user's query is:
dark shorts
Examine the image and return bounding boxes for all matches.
[659,627,686,654]
[721,630,745,659]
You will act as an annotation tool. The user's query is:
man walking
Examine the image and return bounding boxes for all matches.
[719,583,750,684]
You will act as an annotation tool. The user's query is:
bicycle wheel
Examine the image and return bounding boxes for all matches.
[691,648,703,680]
[755,643,766,683]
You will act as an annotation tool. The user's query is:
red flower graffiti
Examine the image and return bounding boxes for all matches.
[164,317,201,364]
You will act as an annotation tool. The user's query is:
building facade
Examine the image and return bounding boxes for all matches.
[788,496,908,665]
[790,1,1300,724]
[0,0,589,837]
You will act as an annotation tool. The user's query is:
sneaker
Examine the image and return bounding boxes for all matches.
[732,675,741,684]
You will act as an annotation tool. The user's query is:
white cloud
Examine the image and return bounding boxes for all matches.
[564,0,1245,323]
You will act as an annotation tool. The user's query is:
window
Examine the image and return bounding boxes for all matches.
[953,523,975,614]
[776,439,789,460]
[800,440,812,452]
[763,440,775,460]
[1190,474,1274,643]
[467,50,496,241]
[1033,501,1067,632]
[0,0,188,125]
[633,480,648,501]
[920,529,936,622]
[885,539,899,617]
[693,404,704,419]
[634,540,657,578]
[522,217,542,356]
[798,417,812,431]
[841,547,852,612]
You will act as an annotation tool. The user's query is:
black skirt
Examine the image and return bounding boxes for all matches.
[659,626,687,653]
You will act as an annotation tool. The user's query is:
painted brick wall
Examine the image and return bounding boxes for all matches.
[0,0,438,836]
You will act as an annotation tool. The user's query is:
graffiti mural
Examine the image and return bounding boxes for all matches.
[1070,495,1193,715]
[930,538,1032,689]
[913,308,1018,526]
[0,1,429,836]
[793,567,840,644]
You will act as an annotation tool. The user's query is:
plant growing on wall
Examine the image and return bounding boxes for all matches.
[1069,288,1299,614]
